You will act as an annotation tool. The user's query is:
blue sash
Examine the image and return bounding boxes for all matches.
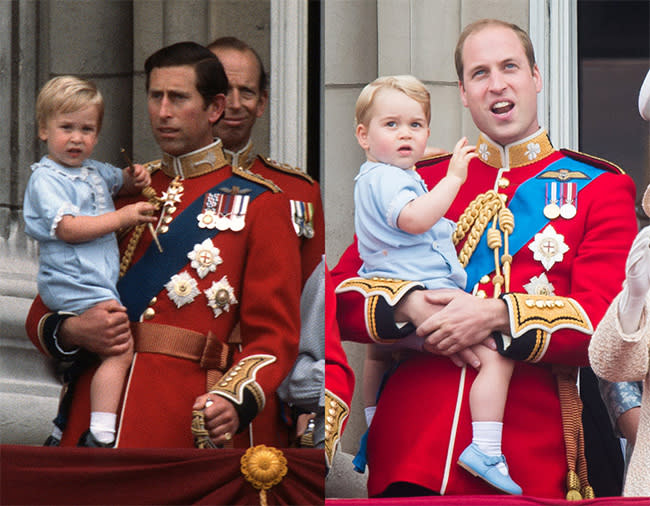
[464,157,606,288]
[117,175,268,321]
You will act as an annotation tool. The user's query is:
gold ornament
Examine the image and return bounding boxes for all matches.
[241,445,287,506]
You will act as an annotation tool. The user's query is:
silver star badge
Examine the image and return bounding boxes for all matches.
[165,272,200,308]
[188,238,223,278]
[528,224,569,271]
[205,276,238,318]
[523,273,556,295]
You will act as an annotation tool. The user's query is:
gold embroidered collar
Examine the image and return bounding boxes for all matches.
[160,140,229,179]
[223,140,254,170]
[475,129,554,169]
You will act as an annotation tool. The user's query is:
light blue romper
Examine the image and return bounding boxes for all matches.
[354,161,467,290]
[23,156,124,313]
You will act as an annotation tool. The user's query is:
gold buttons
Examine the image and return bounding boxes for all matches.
[498,177,510,188]
[143,307,155,320]
[480,275,490,284]
[476,290,487,299]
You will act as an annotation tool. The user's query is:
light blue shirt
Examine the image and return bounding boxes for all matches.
[23,155,124,313]
[354,161,467,290]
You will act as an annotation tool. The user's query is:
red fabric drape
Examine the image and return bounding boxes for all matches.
[1,445,324,505]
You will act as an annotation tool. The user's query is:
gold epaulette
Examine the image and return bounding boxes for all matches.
[233,165,281,193]
[257,155,314,184]
[143,159,162,175]
[560,149,625,175]
[335,276,424,306]
[501,293,593,338]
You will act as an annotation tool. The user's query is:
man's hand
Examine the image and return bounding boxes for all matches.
[395,288,489,369]
[59,299,131,355]
[416,289,506,356]
[193,393,239,446]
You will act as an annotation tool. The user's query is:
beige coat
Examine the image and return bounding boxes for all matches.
[589,292,650,497]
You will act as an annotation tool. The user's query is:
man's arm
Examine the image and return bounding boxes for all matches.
[25,296,131,360]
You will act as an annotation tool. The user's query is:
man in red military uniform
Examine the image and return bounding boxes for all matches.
[208,37,354,456]
[332,19,637,498]
[25,42,301,449]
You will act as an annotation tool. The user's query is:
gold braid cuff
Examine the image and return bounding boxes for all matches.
[335,277,423,306]
[210,354,276,412]
[324,390,349,469]
[501,293,593,338]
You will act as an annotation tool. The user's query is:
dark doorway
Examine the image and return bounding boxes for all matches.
[578,0,650,224]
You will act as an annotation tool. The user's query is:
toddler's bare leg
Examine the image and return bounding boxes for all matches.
[92,333,134,414]
[469,344,514,422]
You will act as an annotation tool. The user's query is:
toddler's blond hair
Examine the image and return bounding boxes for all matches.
[36,76,104,132]
[355,75,430,127]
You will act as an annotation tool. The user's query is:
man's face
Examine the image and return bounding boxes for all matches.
[211,48,268,152]
[459,25,542,146]
[147,65,224,156]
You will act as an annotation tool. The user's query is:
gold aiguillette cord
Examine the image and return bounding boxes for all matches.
[120,148,163,253]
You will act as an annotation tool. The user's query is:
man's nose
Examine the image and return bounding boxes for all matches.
[488,71,506,92]
[159,96,172,117]
[228,90,241,109]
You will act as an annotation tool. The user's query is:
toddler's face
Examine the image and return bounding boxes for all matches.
[39,105,100,168]
[356,88,430,169]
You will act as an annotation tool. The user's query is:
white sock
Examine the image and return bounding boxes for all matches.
[472,421,509,475]
[51,425,63,439]
[90,412,117,444]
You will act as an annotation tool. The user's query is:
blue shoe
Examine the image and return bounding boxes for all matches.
[458,443,522,495]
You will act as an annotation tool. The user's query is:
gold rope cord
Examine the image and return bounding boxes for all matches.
[555,367,594,500]
[453,190,504,268]
[452,190,514,295]
[119,224,146,277]
[118,185,163,278]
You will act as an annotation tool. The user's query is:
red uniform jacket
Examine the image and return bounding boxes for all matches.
[26,141,301,448]
[332,130,637,497]
[227,144,354,458]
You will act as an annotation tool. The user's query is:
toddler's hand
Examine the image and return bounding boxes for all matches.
[118,201,157,228]
[127,163,151,189]
[447,137,477,184]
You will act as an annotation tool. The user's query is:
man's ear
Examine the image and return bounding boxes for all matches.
[459,80,469,108]
[355,123,369,150]
[210,94,226,124]
[256,90,268,118]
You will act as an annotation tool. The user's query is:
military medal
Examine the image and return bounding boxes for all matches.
[198,193,220,229]
[560,182,577,219]
[543,182,561,220]
[528,224,569,271]
[205,276,238,318]
[291,200,315,238]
